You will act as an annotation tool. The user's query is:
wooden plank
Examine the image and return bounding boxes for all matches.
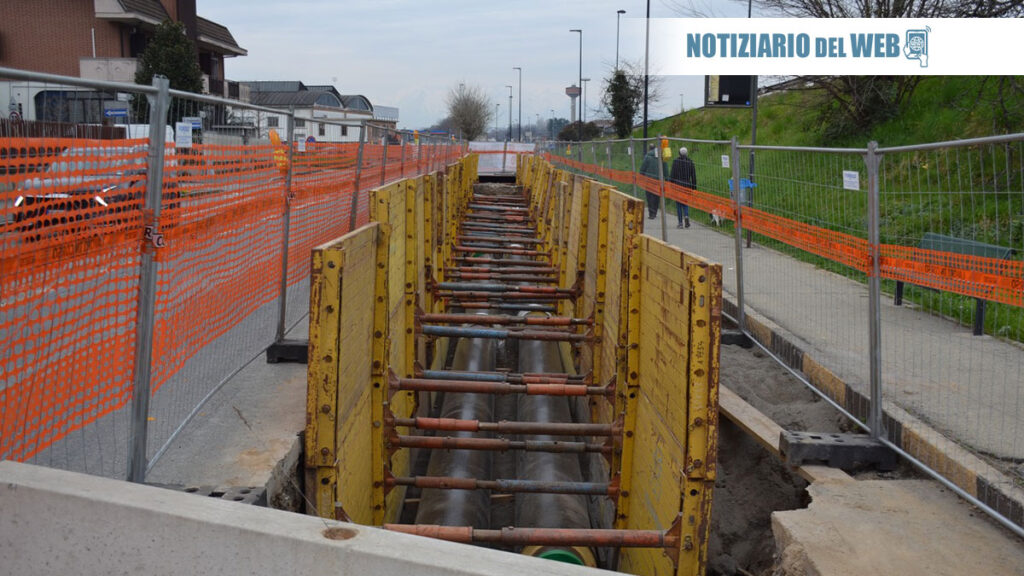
[718,386,852,485]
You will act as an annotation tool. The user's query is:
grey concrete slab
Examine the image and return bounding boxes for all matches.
[1,461,613,576]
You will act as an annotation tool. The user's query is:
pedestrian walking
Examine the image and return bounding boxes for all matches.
[638,144,665,219]
[668,147,696,228]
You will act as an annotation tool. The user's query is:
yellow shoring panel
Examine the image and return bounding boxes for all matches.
[369,187,392,524]
[305,233,344,519]
[615,202,643,533]
[677,254,720,576]
[305,223,381,524]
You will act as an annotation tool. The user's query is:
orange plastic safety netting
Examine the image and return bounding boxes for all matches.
[1,138,148,465]
[543,152,1021,308]
[1,132,466,473]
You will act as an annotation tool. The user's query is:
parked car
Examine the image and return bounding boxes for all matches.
[12,145,179,240]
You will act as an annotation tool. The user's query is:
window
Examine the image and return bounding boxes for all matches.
[341,125,348,137]
[266,116,279,128]
[295,118,306,128]
[318,123,326,137]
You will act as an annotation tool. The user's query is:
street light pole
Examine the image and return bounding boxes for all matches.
[581,78,590,123]
[506,85,513,142]
[643,0,650,140]
[513,66,522,142]
[495,103,500,139]
[616,9,626,71]
[570,29,582,147]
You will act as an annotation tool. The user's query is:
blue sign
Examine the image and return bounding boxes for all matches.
[103,108,128,118]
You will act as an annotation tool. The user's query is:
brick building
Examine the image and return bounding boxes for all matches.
[1,0,246,122]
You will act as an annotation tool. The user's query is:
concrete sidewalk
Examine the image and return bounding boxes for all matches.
[644,213,1024,525]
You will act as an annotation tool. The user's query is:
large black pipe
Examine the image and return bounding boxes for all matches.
[414,335,496,528]
[516,335,594,566]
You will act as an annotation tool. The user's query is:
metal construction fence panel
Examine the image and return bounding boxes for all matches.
[0,65,466,481]
[543,131,1024,538]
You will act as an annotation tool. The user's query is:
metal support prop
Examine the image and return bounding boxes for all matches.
[730,137,746,331]
[393,416,615,436]
[746,75,759,248]
[394,378,602,397]
[420,325,590,342]
[383,523,680,554]
[388,475,613,496]
[273,107,296,343]
[400,139,406,178]
[393,435,610,455]
[655,137,668,242]
[128,75,170,483]
[380,134,389,186]
[419,369,586,383]
[629,137,638,198]
[866,141,885,440]
[348,123,367,231]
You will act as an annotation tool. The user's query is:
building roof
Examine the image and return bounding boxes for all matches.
[373,105,399,122]
[339,95,373,112]
[117,0,168,24]
[246,81,307,93]
[96,1,245,56]
[249,91,342,108]
[243,82,374,112]
[197,17,247,57]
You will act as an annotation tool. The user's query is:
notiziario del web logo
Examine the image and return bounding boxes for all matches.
[685,28,929,67]
[633,18,1020,75]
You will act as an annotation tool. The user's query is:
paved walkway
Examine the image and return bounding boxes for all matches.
[644,215,1024,464]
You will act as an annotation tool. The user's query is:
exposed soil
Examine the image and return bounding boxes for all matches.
[708,343,848,576]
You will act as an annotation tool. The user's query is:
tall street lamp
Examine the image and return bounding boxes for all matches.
[569,29,582,145]
[495,103,500,139]
[581,78,591,123]
[549,108,555,139]
[616,9,626,71]
[505,85,513,142]
[643,0,650,140]
[513,66,522,142]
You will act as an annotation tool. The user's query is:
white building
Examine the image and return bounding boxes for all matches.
[242,81,397,143]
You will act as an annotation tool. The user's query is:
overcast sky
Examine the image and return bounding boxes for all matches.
[200,0,761,130]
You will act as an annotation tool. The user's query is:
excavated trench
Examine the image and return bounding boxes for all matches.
[345,182,892,574]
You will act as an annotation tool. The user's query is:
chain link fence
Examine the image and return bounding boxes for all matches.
[545,132,1024,538]
[0,65,464,481]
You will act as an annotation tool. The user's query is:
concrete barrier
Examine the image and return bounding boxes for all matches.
[0,461,609,576]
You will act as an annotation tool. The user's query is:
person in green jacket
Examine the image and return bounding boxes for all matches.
[638,144,667,219]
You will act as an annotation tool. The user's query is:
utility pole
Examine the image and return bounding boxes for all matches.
[513,66,522,142]
[643,0,650,140]
[506,85,513,142]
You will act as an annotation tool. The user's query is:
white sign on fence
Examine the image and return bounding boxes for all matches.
[721,154,730,168]
[175,122,193,149]
[843,170,861,191]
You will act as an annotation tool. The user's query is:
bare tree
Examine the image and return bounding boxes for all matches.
[446,85,492,142]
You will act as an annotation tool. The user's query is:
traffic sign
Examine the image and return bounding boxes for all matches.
[182,116,202,130]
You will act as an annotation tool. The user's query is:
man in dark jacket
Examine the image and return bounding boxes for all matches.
[638,144,666,219]
[668,147,696,228]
